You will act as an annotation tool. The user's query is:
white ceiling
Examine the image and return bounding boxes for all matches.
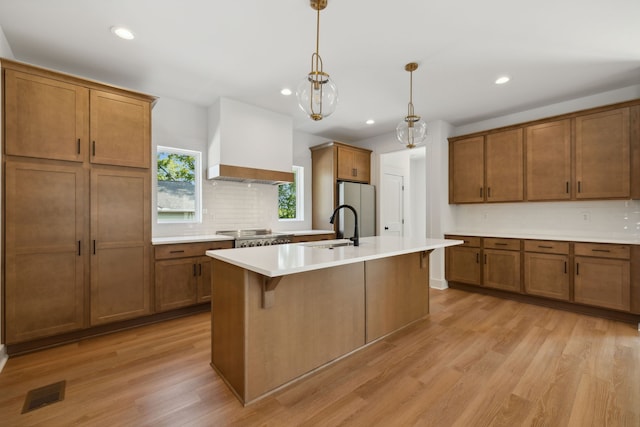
[1,0,639,142]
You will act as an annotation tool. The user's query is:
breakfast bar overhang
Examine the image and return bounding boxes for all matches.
[206,236,462,405]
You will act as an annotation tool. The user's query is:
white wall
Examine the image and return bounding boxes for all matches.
[0,23,15,372]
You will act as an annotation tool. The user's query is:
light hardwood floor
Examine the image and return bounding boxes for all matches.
[1,288,639,426]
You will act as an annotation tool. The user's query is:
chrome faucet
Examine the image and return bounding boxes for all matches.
[329,204,359,246]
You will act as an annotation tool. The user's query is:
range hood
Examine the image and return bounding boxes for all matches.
[207,98,294,185]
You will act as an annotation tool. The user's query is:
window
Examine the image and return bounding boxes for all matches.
[278,166,303,221]
[157,146,201,223]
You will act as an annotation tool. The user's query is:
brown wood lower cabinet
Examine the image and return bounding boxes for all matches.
[483,249,521,292]
[445,237,481,285]
[154,241,233,312]
[4,159,86,343]
[524,252,570,301]
[574,256,630,312]
[524,240,570,301]
[446,235,639,322]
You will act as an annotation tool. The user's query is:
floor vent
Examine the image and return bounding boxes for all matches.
[22,380,66,414]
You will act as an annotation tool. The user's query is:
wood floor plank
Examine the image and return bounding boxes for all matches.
[1,288,639,426]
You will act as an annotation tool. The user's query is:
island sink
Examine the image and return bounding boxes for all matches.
[301,239,354,249]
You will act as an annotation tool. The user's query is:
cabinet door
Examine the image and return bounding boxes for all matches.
[91,167,150,325]
[525,119,572,200]
[483,249,521,292]
[524,253,569,301]
[4,70,88,162]
[450,136,485,203]
[485,129,523,202]
[155,258,198,311]
[445,246,481,285]
[90,90,151,168]
[336,146,370,183]
[575,108,630,199]
[198,256,213,303]
[4,160,86,343]
[574,256,630,311]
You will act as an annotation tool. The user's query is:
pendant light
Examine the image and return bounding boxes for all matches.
[296,0,338,121]
[396,62,427,148]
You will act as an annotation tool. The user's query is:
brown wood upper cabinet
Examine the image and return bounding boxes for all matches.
[336,145,371,183]
[450,101,639,203]
[3,64,151,168]
[575,108,630,199]
[526,119,572,201]
[449,129,523,203]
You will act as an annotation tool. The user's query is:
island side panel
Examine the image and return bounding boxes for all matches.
[245,263,366,403]
[365,252,431,343]
[211,259,247,400]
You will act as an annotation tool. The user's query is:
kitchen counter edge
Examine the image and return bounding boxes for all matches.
[206,236,463,277]
[445,231,640,245]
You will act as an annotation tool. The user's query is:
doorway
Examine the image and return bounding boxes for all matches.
[381,173,404,236]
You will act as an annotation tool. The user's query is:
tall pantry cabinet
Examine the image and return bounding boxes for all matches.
[2,59,154,344]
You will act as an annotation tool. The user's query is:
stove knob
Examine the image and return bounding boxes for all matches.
[256,241,263,246]
[263,241,271,246]
[248,241,255,247]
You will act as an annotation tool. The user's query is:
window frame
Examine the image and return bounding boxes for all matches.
[156,146,202,224]
[278,165,304,222]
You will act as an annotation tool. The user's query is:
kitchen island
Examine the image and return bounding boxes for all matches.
[206,236,462,404]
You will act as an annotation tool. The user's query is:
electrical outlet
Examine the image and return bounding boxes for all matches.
[482,212,488,221]
[581,211,591,222]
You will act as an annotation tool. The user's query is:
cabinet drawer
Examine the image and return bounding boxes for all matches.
[484,238,520,251]
[155,241,233,260]
[445,235,481,248]
[524,240,569,254]
[574,243,630,259]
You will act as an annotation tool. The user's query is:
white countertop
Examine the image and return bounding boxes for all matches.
[206,236,463,277]
[152,235,234,245]
[445,230,640,245]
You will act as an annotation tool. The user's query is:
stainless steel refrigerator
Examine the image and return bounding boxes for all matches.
[337,181,375,239]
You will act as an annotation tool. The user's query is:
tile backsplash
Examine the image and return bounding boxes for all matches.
[453,199,640,239]
[153,180,279,237]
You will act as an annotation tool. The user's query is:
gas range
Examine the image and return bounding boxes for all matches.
[216,229,294,248]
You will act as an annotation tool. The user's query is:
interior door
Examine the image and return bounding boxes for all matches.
[381,173,404,236]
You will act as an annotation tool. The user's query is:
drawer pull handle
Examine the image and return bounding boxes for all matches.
[592,249,611,253]
[538,245,553,249]
[564,261,567,274]
[494,243,508,246]
[170,250,185,253]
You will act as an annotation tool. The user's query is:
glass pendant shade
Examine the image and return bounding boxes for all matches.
[296,69,338,121]
[396,62,426,148]
[396,117,427,149]
[297,0,337,121]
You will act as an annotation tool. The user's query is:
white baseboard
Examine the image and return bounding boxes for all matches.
[0,344,7,374]
[429,278,449,290]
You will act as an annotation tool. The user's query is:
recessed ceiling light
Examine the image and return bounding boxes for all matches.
[366,119,375,125]
[495,76,510,85]
[280,88,292,96]
[110,26,135,40]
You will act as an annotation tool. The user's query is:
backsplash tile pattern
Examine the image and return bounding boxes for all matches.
[153,180,278,237]
[453,200,640,239]
[204,180,278,230]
